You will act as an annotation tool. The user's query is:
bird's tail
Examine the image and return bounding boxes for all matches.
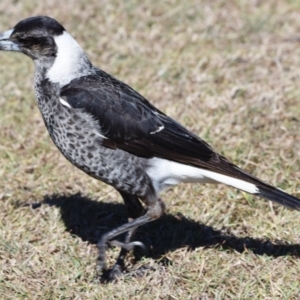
[254,184,300,210]
[200,164,300,210]
[147,157,300,210]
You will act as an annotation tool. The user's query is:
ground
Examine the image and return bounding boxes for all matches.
[0,0,300,299]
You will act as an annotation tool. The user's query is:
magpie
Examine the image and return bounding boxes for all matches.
[0,16,299,279]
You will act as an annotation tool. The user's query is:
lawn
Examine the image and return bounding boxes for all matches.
[0,0,300,299]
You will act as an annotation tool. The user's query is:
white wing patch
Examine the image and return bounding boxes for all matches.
[59,97,72,108]
[150,125,164,134]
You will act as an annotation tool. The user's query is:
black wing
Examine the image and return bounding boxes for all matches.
[60,71,214,163]
[59,71,300,210]
[59,71,295,185]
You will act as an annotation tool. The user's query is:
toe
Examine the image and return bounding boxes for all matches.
[108,264,124,281]
[109,240,146,251]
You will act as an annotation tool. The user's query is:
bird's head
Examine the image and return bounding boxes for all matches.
[0,16,91,86]
[0,16,65,60]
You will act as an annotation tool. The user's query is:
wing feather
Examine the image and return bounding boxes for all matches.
[60,71,214,161]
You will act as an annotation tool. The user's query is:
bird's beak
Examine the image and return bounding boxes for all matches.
[0,29,20,51]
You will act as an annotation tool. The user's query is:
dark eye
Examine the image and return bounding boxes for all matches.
[16,36,57,57]
[17,37,37,45]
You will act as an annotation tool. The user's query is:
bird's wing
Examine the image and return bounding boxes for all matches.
[60,72,216,165]
[59,72,300,210]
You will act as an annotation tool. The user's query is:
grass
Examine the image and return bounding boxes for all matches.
[0,0,300,298]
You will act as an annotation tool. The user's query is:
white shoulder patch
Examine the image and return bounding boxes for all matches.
[96,132,108,139]
[59,97,72,108]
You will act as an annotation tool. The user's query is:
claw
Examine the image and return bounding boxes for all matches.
[96,257,107,275]
[96,261,106,276]
[107,264,123,281]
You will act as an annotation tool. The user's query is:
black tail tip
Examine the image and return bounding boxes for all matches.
[257,186,300,210]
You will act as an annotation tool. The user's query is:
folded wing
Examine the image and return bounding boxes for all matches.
[59,71,300,210]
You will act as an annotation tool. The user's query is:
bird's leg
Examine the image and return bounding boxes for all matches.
[97,189,165,276]
[107,191,145,279]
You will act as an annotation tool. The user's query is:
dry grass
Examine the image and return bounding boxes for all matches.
[0,0,300,298]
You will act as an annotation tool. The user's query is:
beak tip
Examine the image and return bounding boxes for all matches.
[0,29,19,52]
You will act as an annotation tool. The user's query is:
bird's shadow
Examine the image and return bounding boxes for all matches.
[33,193,300,261]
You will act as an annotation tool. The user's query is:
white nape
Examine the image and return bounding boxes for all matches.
[47,31,87,86]
[146,157,259,194]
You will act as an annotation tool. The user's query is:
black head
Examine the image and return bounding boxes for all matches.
[0,16,65,59]
[12,16,65,39]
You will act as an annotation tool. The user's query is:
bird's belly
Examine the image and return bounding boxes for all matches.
[45,111,150,196]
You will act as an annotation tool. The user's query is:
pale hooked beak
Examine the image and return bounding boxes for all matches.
[0,29,20,51]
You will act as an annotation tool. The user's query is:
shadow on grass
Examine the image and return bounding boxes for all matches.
[38,193,300,261]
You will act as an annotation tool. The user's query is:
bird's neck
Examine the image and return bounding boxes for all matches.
[34,69,60,118]
[35,31,94,88]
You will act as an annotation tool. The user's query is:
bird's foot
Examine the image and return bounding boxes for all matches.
[100,263,155,282]
[96,237,145,278]
[98,263,124,282]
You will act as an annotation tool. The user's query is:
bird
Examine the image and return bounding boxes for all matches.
[0,16,299,280]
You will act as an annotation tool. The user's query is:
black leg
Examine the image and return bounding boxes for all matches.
[107,191,145,280]
[97,188,165,277]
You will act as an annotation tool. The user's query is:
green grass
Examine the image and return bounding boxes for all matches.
[0,0,300,298]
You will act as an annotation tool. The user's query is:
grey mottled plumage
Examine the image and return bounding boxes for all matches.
[0,16,299,280]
